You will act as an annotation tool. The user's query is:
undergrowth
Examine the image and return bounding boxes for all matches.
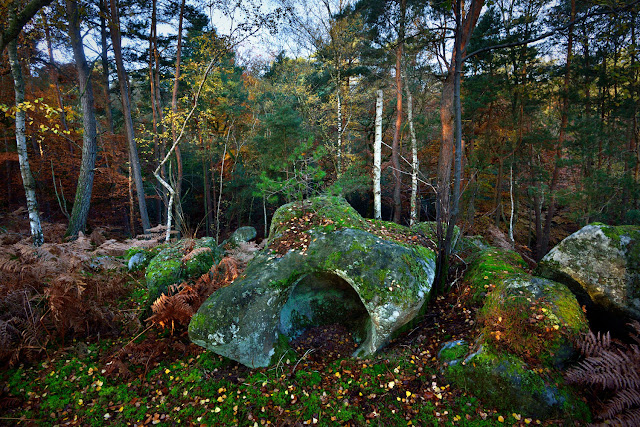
[566,322,640,426]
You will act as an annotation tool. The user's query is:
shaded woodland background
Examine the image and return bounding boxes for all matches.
[0,0,638,262]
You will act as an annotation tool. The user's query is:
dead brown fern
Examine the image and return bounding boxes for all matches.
[147,257,240,332]
[566,322,640,426]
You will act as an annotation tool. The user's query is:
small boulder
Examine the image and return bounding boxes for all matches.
[146,237,222,303]
[536,223,640,320]
[128,252,147,271]
[189,197,435,368]
[223,226,257,248]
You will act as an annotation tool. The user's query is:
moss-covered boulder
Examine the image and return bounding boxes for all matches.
[443,246,589,419]
[268,195,367,241]
[146,237,222,302]
[462,248,528,304]
[478,276,587,368]
[189,197,435,368]
[125,244,168,271]
[536,223,640,320]
[443,343,590,420]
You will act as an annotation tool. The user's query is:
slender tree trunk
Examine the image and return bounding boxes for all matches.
[171,0,186,234]
[8,38,43,246]
[391,0,406,223]
[374,89,383,220]
[149,0,163,224]
[65,0,98,238]
[43,14,69,134]
[509,164,515,243]
[99,0,114,134]
[337,88,343,176]
[446,0,464,258]
[149,4,167,222]
[494,156,503,226]
[406,88,418,226]
[108,0,150,232]
[538,0,575,259]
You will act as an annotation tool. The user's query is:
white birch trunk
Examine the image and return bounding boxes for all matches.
[509,164,515,244]
[407,90,418,226]
[374,89,383,220]
[9,39,43,247]
[337,91,342,176]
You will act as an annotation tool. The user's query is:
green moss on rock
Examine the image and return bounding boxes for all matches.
[269,195,366,240]
[445,345,590,421]
[463,248,528,304]
[146,237,222,304]
[190,226,435,368]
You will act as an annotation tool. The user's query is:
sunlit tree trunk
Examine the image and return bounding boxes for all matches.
[391,0,406,223]
[435,0,483,290]
[109,0,150,233]
[537,0,575,260]
[374,89,383,220]
[8,38,43,246]
[65,0,98,238]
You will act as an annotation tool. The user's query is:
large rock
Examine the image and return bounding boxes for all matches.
[189,197,435,368]
[441,343,589,420]
[440,247,589,419]
[536,223,640,320]
[479,275,587,368]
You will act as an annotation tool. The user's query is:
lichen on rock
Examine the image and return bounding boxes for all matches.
[443,245,589,419]
[536,223,640,321]
[189,196,436,368]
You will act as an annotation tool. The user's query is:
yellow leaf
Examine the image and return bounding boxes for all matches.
[498,415,505,422]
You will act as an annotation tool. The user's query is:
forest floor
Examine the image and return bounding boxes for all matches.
[0,214,588,426]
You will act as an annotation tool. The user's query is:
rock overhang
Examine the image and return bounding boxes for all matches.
[189,197,436,368]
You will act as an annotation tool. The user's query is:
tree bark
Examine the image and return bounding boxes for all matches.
[374,89,383,220]
[99,0,114,134]
[171,0,186,234]
[391,0,406,224]
[65,0,98,238]
[434,0,484,290]
[8,38,43,246]
[537,0,575,260]
[108,0,150,233]
[0,0,54,55]
[406,88,418,226]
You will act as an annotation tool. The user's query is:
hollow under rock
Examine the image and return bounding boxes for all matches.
[278,272,369,356]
